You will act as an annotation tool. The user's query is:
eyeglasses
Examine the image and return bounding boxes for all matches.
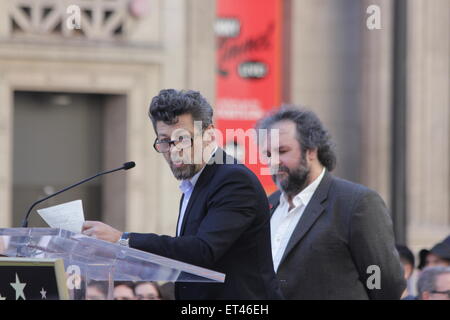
[153,136,193,153]
[431,290,450,298]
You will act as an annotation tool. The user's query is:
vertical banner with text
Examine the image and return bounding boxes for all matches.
[215,0,282,194]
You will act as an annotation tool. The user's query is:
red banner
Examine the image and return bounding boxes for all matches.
[215,0,282,194]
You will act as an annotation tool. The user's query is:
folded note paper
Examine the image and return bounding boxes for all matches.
[37,200,85,234]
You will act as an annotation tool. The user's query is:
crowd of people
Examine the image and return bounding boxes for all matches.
[397,236,450,300]
[82,234,450,301]
[86,281,175,300]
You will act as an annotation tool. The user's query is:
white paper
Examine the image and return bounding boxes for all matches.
[37,200,85,234]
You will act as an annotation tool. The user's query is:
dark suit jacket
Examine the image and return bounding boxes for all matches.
[129,149,282,300]
[268,171,405,299]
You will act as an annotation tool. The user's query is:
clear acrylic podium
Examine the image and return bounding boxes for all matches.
[0,228,225,300]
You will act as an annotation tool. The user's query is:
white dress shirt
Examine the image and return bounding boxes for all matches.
[177,146,218,236]
[271,167,326,271]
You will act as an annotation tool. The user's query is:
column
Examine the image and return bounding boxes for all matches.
[406,0,450,250]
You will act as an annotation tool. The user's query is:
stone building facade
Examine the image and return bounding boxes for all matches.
[0,0,448,251]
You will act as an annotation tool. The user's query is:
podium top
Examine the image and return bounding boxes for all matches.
[0,228,225,283]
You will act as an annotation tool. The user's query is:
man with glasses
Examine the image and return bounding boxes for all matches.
[82,89,282,300]
[417,266,450,300]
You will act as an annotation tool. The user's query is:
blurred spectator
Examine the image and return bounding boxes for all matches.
[397,245,415,279]
[159,282,175,300]
[86,281,108,300]
[417,266,450,300]
[134,282,161,300]
[396,245,416,300]
[418,249,430,270]
[113,282,136,300]
[418,235,450,269]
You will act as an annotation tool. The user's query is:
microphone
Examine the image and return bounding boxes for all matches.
[123,162,135,170]
[21,162,136,228]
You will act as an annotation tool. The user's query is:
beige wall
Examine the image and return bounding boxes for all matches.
[0,72,13,227]
[0,0,449,250]
[0,0,216,237]
[290,0,450,249]
[290,0,363,184]
[0,59,159,231]
[359,0,393,206]
[406,0,450,251]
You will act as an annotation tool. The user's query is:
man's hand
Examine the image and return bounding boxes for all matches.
[82,221,123,243]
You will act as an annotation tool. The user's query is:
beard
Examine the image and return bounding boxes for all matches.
[272,155,310,197]
[169,162,202,180]
[166,148,203,180]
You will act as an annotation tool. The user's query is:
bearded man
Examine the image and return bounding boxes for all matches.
[256,106,405,300]
[82,89,282,300]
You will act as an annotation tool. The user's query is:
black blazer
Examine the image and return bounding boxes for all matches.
[129,149,283,300]
[269,171,406,299]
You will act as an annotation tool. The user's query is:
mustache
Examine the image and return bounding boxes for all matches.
[271,166,290,175]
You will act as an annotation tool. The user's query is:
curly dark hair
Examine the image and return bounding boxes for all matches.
[256,105,337,171]
[148,89,213,131]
